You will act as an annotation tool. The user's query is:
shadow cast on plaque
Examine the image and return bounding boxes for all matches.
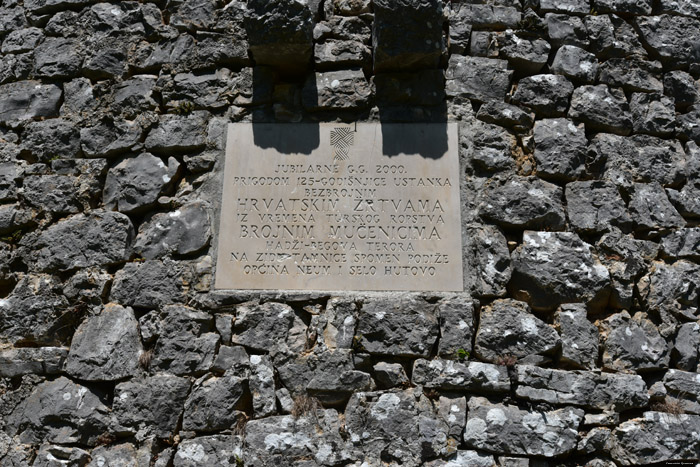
[251,66,320,155]
[375,71,449,160]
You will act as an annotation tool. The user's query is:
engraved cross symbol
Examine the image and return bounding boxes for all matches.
[330,127,354,161]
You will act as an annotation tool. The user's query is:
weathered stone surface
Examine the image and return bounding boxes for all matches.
[628,182,686,232]
[659,0,700,18]
[182,374,246,432]
[545,14,589,48]
[314,297,357,351]
[0,163,20,202]
[8,377,110,446]
[314,39,371,70]
[372,0,444,72]
[23,210,133,272]
[593,0,651,14]
[425,450,495,467]
[476,101,534,131]
[232,301,307,356]
[540,0,589,14]
[512,74,574,118]
[501,34,550,74]
[551,45,598,83]
[86,443,151,467]
[134,201,211,259]
[674,322,700,371]
[245,0,314,73]
[569,85,632,135]
[174,435,243,467]
[629,92,676,136]
[435,295,474,361]
[80,119,143,158]
[515,365,649,410]
[113,374,190,438]
[446,56,513,103]
[412,359,510,393]
[110,260,189,308]
[250,354,276,417]
[599,311,671,372]
[465,397,584,457]
[373,362,409,388]
[662,228,700,260]
[452,3,521,30]
[356,297,438,357]
[22,175,81,214]
[103,153,180,214]
[65,304,142,381]
[638,260,700,325]
[145,112,208,154]
[112,76,159,117]
[0,275,70,346]
[635,15,700,66]
[475,299,560,362]
[566,181,632,233]
[303,69,372,110]
[598,58,663,93]
[555,304,599,369]
[22,118,80,162]
[610,412,700,465]
[533,118,586,181]
[662,369,700,414]
[677,105,700,144]
[31,444,90,467]
[146,305,219,375]
[462,120,518,172]
[511,231,611,311]
[477,176,566,230]
[0,81,61,123]
[664,70,699,108]
[0,347,67,377]
[463,225,512,298]
[34,37,81,79]
[374,69,445,106]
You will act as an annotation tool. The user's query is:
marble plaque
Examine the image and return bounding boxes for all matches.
[215,122,463,292]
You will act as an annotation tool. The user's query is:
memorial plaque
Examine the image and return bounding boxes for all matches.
[215,123,463,291]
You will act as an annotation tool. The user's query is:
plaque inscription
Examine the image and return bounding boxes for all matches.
[215,123,463,292]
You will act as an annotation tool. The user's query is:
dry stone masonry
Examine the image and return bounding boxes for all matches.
[0,0,699,465]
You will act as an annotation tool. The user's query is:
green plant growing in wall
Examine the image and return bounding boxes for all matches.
[174,100,195,115]
[455,348,469,361]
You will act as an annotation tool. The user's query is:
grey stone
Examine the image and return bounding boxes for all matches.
[80,119,143,158]
[103,153,180,214]
[635,15,700,66]
[0,204,34,236]
[23,0,94,14]
[630,92,676,136]
[478,176,566,230]
[468,30,502,58]
[276,388,294,415]
[425,450,495,467]
[174,435,243,467]
[569,85,632,135]
[501,34,550,74]
[511,74,574,118]
[545,14,589,48]
[162,69,235,112]
[82,44,127,80]
[511,231,611,312]
[131,36,196,74]
[577,427,612,455]
[584,412,620,427]
[412,359,510,393]
[1,27,44,54]
[448,9,472,55]
[476,101,534,131]
[303,69,372,110]
[600,311,671,372]
[462,120,518,172]
[333,0,371,15]
[169,0,217,31]
[659,0,700,18]
[34,38,81,79]
[182,375,246,432]
[31,444,90,467]
[0,274,69,346]
[244,0,314,74]
[372,0,444,72]
[566,181,632,233]
[145,112,208,154]
[662,228,700,260]
[113,75,159,118]
[677,105,700,144]
[668,183,700,219]
[374,69,445,106]
[555,304,599,369]
[0,347,67,377]
[86,444,151,467]
[475,299,560,362]
[662,369,700,415]
[61,78,97,116]
[0,163,20,202]
[593,0,651,14]
[113,375,191,438]
[540,0,589,14]
[0,7,27,33]
[65,304,143,381]
[0,52,32,86]
[313,16,371,43]
[212,345,249,375]
[232,301,307,356]
[464,397,584,457]
[250,354,276,417]
[356,297,438,357]
[134,201,211,259]
[24,210,133,273]
[437,394,467,439]
[22,118,80,162]
[595,134,687,189]
[451,3,521,30]
[515,365,649,410]
[551,45,598,83]
[437,294,475,358]
[314,39,371,70]
[313,297,357,351]
[673,322,700,371]
[664,70,699,108]
[446,56,513,103]
[598,58,663,93]
[610,412,700,465]
[373,362,409,388]
[110,260,190,308]
[464,224,512,298]
[638,260,700,325]
[533,118,586,181]
[22,175,81,214]
[8,377,110,446]
[628,182,686,232]
[0,81,61,123]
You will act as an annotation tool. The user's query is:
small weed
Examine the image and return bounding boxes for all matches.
[352,334,365,353]
[455,348,470,361]
[424,388,440,400]
[174,100,195,115]
[0,230,23,245]
[590,7,598,15]
[496,354,518,367]
[234,455,245,467]
[95,432,117,446]
[232,413,249,436]
[139,349,153,370]
[652,398,685,416]
[292,394,321,418]
[48,155,61,162]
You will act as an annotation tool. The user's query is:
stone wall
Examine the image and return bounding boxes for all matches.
[1,0,700,465]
